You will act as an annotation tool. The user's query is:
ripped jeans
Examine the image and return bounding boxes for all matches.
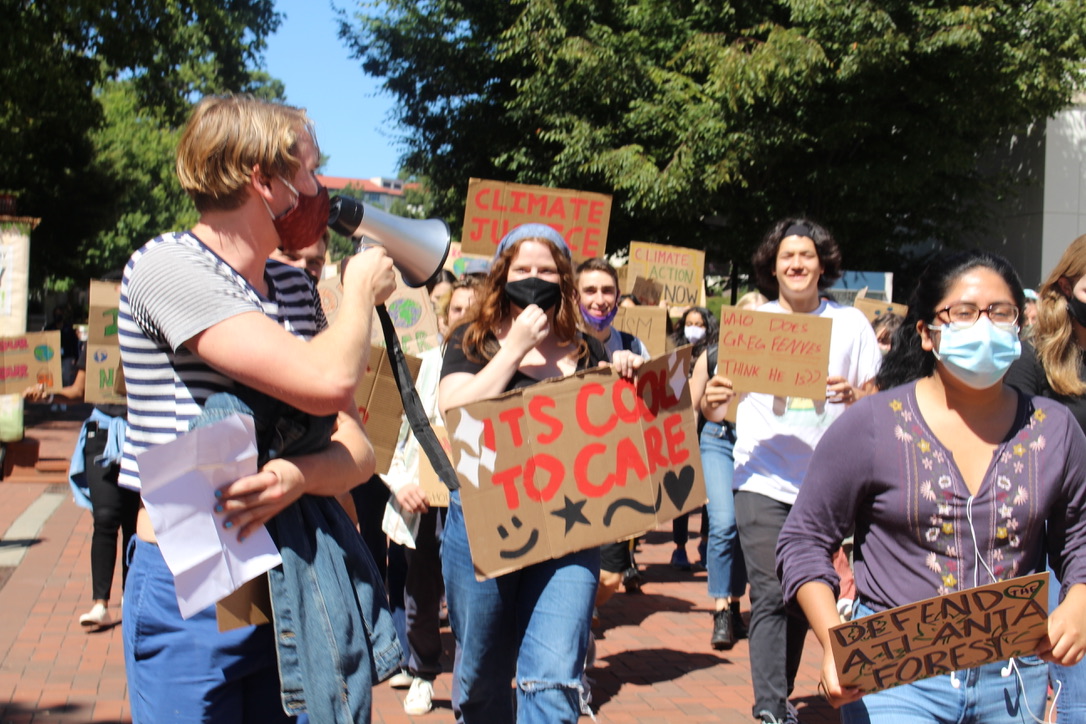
[442,493,599,724]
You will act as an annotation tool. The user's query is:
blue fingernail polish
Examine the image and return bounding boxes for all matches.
[214,490,223,499]
[238,535,246,543]
[224,521,233,529]
[215,504,223,513]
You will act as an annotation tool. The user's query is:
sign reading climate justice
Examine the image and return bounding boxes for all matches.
[716,306,832,399]
[461,178,611,261]
[831,573,1049,694]
[445,348,705,579]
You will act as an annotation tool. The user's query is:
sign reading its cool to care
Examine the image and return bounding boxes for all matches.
[444,348,705,579]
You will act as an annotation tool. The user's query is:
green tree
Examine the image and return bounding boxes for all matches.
[2,0,280,284]
[341,0,1086,281]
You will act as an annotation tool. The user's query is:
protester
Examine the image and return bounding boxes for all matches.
[381,274,482,716]
[668,306,718,570]
[575,256,651,609]
[712,218,880,723]
[25,333,138,632]
[1005,237,1086,723]
[268,229,328,281]
[871,311,903,356]
[687,291,765,650]
[118,94,399,723]
[779,248,1086,723]
[438,224,639,723]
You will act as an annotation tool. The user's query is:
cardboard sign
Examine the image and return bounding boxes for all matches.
[0,331,62,395]
[418,424,451,507]
[354,345,422,474]
[444,347,705,579]
[461,178,611,261]
[318,277,440,357]
[613,306,669,358]
[86,280,125,405]
[854,296,909,324]
[631,276,663,307]
[831,573,1049,694]
[716,307,832,400]
[626,242,705,307]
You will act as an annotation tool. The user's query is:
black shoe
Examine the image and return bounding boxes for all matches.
[711,609,736,650]
[730,602,748,640]
[622,566,643,594]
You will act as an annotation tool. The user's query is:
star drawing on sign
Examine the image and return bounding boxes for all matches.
[550,495,591,534]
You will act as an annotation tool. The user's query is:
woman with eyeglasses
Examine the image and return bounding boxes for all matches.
[1004,235,1086,723]
[778,249,1086,723]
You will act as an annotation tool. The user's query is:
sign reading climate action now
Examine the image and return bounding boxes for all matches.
[445,347,705,579]
[831,572,1049,694]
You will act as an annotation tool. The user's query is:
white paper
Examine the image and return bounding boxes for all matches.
[137,414,282,618]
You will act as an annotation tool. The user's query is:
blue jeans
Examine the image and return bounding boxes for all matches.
[1047,565,1086,723]
[442,493,599,724]
[123,538,299,723]
[842,602,1048,724]
[701,420,746,599]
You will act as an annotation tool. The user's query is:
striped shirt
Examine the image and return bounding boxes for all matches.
[118,231,325,490]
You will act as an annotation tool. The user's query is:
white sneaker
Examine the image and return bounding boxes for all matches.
[78,603,112,631]
[388,669,414,689]
[403,677,434,715]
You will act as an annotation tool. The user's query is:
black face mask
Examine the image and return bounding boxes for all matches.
[505,277,562,312]
[1069,296,1086,327]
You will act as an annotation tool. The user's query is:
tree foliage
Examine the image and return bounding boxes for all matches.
[2,0,280,284]
[340,0,1086,279]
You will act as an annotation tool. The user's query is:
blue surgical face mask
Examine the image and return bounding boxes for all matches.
[928,318,1021,390]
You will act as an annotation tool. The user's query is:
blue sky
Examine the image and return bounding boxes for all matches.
[264,0,402,179]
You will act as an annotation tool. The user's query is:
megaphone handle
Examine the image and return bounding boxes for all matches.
[375,305,460,491]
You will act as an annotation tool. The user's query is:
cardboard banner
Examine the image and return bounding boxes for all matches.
[631,276,663,307]
[86,279,126,405]
[418,424,452,507]
[444,347,705,579]
[318,277,440,357]
[716,306,832,400]
[625,242,705,308]
[854,296,909,325]
[0,331,62,395]
[831,573,1049,694]
[613,306,669,358]
[461,178,611,261]
[354,345,422,474]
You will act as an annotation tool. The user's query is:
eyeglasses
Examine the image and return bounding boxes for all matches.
[934,303,1019,330]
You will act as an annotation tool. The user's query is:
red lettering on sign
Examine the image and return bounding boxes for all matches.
[528,395,563,443]
[498,407,526,448]
[574,436,649,499]
[663,412,689,465]
[493,465,523,509]
[575,383,615,436]
[523,454,564,503]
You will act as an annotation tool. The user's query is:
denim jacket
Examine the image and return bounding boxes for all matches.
[194,393,402,723]
[68,407,127,510]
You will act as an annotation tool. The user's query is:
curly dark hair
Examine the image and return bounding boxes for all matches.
[751,218,842,298]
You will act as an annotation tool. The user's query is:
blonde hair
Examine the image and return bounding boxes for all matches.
[176,95,315,213]
[1036,234,1086,396]
[736,291,768,310]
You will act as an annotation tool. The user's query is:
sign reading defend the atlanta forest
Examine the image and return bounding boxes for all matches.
[444,347,705,580]
[830,572,1049,694]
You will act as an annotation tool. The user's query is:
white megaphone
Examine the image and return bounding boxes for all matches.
[328,196,451,288]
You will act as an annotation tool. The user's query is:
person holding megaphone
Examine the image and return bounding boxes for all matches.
[118,94,400,723]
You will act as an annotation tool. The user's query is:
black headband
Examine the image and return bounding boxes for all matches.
[783,223,813,239]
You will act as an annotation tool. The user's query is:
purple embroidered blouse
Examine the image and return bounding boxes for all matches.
[778,382,1086,612]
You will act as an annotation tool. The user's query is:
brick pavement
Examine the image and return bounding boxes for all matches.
[0,415,844,723]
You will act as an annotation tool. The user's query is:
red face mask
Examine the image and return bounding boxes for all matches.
[270,177,330,252]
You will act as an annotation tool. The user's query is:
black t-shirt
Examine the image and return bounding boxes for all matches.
[1005,339,1086,433]
[440,326,606,393]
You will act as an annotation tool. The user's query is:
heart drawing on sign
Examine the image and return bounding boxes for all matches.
[663,465,695,510]
[1005,579,1044,600]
